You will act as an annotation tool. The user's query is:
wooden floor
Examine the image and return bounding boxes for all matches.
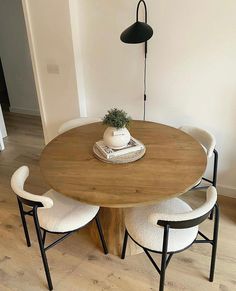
[0,112,235,291]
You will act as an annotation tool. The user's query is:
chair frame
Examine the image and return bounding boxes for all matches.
[196,148,218,220]
[180,126,219,191]
[196,149,218,189]
[17,195,108,291]
[121,203,219,291]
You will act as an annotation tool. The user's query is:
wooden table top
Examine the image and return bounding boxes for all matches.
[40,121,207,208]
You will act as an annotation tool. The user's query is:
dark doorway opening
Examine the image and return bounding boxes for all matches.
[0,58,10,112]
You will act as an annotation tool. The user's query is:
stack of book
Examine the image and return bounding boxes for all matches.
[95,137,144,160]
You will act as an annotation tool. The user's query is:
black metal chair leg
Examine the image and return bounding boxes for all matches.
[209,208,214,220]
[121,229,128,259]
[95,216,108,255]
[43,230,47,246]
[159,225,169,291]
[212,149,218,188]
[209,150,218,221]
[33,208,53,291]
[17,198,31,247]
[209,204,219,282]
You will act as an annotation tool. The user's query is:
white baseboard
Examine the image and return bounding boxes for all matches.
[217,185,236,198]
[10,107,40,116]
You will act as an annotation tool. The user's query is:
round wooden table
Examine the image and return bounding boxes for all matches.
[40,121,207,255]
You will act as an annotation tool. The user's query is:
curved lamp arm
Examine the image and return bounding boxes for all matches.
[136,0,148,23]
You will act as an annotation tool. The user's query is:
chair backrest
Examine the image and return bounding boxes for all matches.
[149,186,217,228]
[179,126,216,158]
[58,117,101,134]
[11,166,53,208]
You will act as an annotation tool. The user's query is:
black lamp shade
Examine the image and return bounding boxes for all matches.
[120,21,153,44]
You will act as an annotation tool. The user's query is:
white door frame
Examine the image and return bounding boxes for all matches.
[0,105,7,150]
[21,0,49,143]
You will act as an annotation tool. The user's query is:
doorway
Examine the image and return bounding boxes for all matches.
[0,0,43,152]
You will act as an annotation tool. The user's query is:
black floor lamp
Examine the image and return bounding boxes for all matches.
[120,0,153,121]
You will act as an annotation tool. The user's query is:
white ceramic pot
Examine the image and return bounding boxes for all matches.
[103,127,131,149]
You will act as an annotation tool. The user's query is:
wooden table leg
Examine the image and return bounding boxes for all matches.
[89,207,143,256]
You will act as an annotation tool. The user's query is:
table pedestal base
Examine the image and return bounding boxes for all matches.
[89,207,143,256]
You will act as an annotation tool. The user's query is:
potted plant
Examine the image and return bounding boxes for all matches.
[103,108,131,149]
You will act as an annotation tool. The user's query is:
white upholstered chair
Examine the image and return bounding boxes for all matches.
[121,186,219,291]
[179,126,218,188]
[58,117,101,134]
[11,166,108,291]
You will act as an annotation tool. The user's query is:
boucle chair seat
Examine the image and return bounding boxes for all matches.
[179,126,216,158]
[38,190,99,233]
[58,117,101,134]
[125,198,198,253]
[179,126,218,193]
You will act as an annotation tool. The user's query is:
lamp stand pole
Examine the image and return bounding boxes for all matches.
[144,43,147,121]
[136,0,148,121]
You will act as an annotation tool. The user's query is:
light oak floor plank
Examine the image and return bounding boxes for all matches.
[0,112,235,291]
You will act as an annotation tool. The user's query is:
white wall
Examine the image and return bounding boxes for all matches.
[22,0,83,142]
[75,0,236,190]
[0,0,39,115]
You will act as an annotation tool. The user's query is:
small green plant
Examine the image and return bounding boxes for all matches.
[103,108,131,129]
